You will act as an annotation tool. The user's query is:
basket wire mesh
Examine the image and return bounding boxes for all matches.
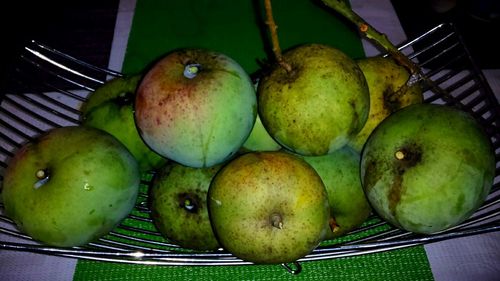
[0,22,499,269]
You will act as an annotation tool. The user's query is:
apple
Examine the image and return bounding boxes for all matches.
[241,114,282,152]
[302,146,372,239]
[349,55,423,152]
[135,48,257,168]
[1,126,141,247]
[208,151,330,264]
[150,162,222,251]
[361,104,495,234]
[80,75,167,172]
[257,43,370,156]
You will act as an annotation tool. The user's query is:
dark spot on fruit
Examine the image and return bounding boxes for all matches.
[112,91,134,107]
[329,217,340,233]
[363,160,382,192]
[266,245,273,254]
[348,99,360,134]
[383,87,402,113]
[321,72,332,80]
[460,148,476,166]
[389,173,404,216]
[394,143,422,169]
[453,193,465,216]
[388,142,423,215]
[185,59,200,67]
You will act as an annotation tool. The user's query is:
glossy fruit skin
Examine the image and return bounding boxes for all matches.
[208,151,330,264]
[349,56,423,152]
[81,75,167,172]
[150,162,221,251]
[135,48,257,168]
[303,146,371,239]
[2,126,140,247]
[257,43,369,156]
[361,104,495,234]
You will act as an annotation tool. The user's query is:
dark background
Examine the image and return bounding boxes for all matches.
[0,0,119,90]
[2,0,119,67]
[0,0,498,90]
[391,0,500,69]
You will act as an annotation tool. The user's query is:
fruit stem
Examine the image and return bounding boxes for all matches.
[320,0,419,75]
[179,193,199,213]
[264,0,292,73]
[36,169,47,179]
[270,213,283,229]
[329,217,340,233]
[395,150,406,160]
[320,0,455,101]
[184,63,201,79]
[34,169,50,189]
[184,198,195,211]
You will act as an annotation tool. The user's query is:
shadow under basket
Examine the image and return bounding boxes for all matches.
[0,22,499,274]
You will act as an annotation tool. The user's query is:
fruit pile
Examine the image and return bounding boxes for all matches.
[1,43,495,264]
[0,2,496,266]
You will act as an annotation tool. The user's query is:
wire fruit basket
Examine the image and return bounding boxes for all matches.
[0,23,499,271]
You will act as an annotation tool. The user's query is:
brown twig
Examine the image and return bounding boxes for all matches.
[264,0,292,72]
[320,0,454,99]
[320,0,419,75]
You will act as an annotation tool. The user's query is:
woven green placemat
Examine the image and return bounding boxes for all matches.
[73,247,433,281]
[73,1,434,280]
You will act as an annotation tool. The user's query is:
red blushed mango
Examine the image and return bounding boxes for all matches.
[135,48,257,168]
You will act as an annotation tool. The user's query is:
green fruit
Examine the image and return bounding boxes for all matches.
[2,126,140,247]
[150,162,221,251]
[241,114,282,152]
[208,151,330,264]
[81,75,167,172]
[361,104,495,234]
[349,56,423,152]
[135,48,257,168]
[81,75,141,113]
[257,43,369,156]
[303,146,372,239]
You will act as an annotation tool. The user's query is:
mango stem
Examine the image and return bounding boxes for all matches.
[34,169,49,189]
[270,213,284,229]
[264,0,292,73]
[320,0,455,100]
[329,217,340,233]
[320,0,418,75]
[395,150,406,160]
[184,63,201,79]
[35,169,47,179]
